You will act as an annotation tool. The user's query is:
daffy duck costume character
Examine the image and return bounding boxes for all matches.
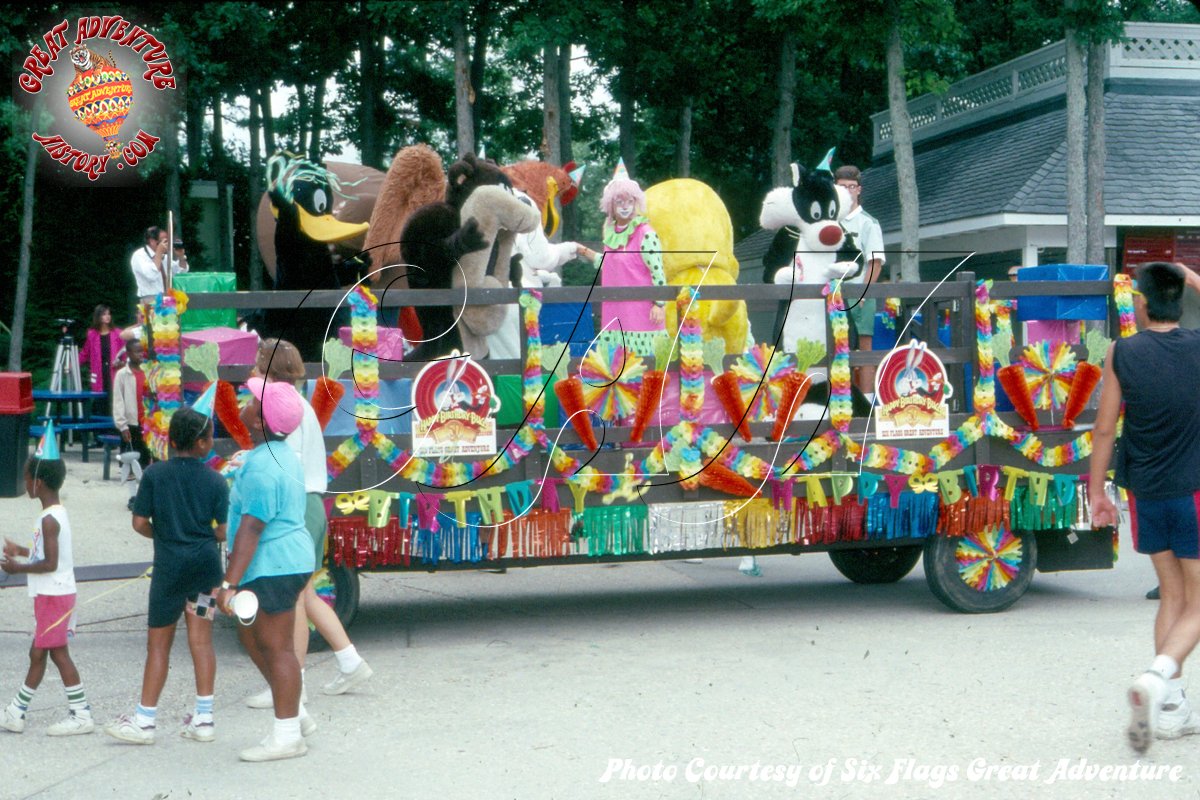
[262,153,371,360]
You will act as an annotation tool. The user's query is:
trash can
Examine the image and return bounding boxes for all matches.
[0,372,33,497]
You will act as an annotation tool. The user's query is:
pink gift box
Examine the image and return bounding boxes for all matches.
[181,326,260,365]
[339,326,407,361]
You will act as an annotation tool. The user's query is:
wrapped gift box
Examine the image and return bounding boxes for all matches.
[338,327,407,362]
[181,326,259,365]
[1016,264,1108,321]
[539,302,595,358]
[494,374,559,428]
[174,272,237,331]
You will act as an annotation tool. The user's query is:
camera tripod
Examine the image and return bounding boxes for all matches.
[45,324,84,434]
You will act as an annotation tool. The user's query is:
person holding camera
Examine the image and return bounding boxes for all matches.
[131,226,188,304]
[105,407,228,746]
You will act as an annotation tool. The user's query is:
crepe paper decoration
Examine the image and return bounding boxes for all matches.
[367,490,393,528]
[1085,329,1112,366]
[311,376,345,431]
[579,341,645,423]
[826,284,853,433]
[543,342,571,383]
[990,301,1015,369]
[323,338,353,380]
[769,372,812,442]
[831,474,854,505]
[183,341,221,383]
[864,491,939,540]
[582,503,647,556]
[1061,361,1101,429]
[629,369,667,443]
[696,458,759,497]
[702,338,726,376]
[712,371,752,442]
[973,281,997,414]
[1113,273,1137,338]
[677,288,705,424]
[652,332,675,372]
[215,380,252,450]
[957,527,1023,592]
[792,339,826,375]
[1020,341,1076,411]
[730,344,794,422]
[553,376,598,450]
[996,364,1037,430]
[938,471,963,504]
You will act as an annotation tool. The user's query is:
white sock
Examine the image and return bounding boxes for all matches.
[273,716,301,745]
[1166,677,1187,706]
[334,645,364,674]
[1150,654,1180,682]
[298,700,308,720]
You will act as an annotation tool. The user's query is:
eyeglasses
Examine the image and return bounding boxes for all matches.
[837,182,860,189]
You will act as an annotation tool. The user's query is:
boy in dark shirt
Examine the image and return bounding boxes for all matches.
[1090,261,1200,753]
[105,407,228,745]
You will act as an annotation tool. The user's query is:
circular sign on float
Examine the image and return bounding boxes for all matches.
[874,340,953,440]
[411,352,500,457]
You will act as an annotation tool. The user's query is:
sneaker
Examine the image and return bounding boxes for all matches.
[181,714,215,743]
[322,661,374,696]
[245,685,308,709]
[104,714,154,744]
[301,714,317,737]
[1128,672,1166,753]
[239,735,307,762]
[1,706,25,734]
[1157,695,1200,739]
[47,711,94,737]
[738,556,763,577]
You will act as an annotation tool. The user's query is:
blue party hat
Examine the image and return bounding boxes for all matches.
[613,158,629,181]
[816,147,837,174]
[192,382,216,419]
[35,420,60,460]
[569,164,586,185]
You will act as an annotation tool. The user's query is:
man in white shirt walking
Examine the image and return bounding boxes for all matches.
[130,226,188,303]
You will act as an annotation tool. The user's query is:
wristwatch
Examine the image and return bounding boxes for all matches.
[220,580,236,591]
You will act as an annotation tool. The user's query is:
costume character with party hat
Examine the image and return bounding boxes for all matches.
[590,159,667,357]
[644,178,749,355]
[1,422,96,738]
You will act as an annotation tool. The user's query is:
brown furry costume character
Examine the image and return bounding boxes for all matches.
[500,160,579,239]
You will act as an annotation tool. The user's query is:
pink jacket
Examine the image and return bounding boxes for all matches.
[79,328,124,392]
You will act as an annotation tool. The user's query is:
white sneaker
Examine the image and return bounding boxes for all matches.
[239,735,307,762]
[47,710,94,737]
[245,685,307,709]
[180,714,215,743]
[1157,694,1200,739]
[104,714,154,744]
[1129,672,1166,753]
[301,714,317,737]
[1,706,25,733]
[322,661,374,695]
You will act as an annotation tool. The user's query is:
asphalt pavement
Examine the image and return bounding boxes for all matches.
[0,449,1194,800]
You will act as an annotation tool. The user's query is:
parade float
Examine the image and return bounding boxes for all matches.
[151,156,1122,628]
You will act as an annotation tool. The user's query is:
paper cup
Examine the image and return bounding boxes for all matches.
[230,591,258,626]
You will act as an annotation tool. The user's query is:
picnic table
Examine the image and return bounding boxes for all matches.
[31,389,114,462]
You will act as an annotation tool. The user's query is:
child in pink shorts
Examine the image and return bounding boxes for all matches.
[0,455,93,736]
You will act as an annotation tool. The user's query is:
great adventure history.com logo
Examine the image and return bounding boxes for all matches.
[17,15,176,181]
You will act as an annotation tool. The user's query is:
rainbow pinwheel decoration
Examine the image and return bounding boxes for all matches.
[580,341,645,424]
[1020,341,1076,411]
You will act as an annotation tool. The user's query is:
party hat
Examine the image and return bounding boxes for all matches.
[192,382,216,419]
[35,420,61,460]
[816,147,837,174]
[569,164,586,186]
[612,158,629,181]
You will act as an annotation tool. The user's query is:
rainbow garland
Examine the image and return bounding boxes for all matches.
[1113,273,1137,339]
[145,289,186,460]
[973,281,996,414]
[677,287,705,424]
[827,283,853,434]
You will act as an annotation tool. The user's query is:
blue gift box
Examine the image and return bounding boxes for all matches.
[1016,264,1108,321]
[540,302,595,357]
[310,379,413,437]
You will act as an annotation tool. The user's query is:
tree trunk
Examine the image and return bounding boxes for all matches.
[558,45,577,240]
[1086,40,1107,267]
[163,103,181,239]
[469,0,491,150]
[452,17,475,157]
[360,23,381,166]
[185,82,203,170]
[248,94,264,291]
[542,45,561,164]
[259,84,276,155]
[8,108,38,371]
[616,69,636,178]
[296,83,310,156]
[1064,20,1087,264]
[676,98,693,178]
[309,79,326,163]
[211,96,233,273]
[772,31,796,186]
[886,9,920,282]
